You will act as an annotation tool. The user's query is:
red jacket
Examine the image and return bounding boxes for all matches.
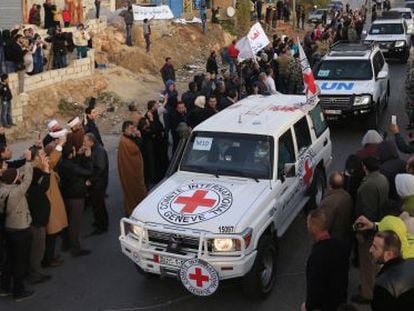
[228,44,239,58]
[63,10,71,23]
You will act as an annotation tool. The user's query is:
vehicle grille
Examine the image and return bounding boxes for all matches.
[147,230,201,251]
[378,41,395,49]
[319,96,353,110]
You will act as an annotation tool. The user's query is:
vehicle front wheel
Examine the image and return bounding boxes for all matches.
[242,234,277,300]
[305,167,326,212]
[366,106,379,130]
[401,50,409,64]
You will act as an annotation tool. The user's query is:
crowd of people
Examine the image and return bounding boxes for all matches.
[0,99,110,301]
[302,127,414,310]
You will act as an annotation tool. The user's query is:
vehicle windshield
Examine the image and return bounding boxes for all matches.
[180,132,274,179]
[369,23,404,34]
[316,60,373,80]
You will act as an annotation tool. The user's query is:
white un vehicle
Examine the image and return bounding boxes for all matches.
[364,13,411,63]
[315,41,390,129]
[119,94,332,298]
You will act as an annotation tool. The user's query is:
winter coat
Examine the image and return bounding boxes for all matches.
[27,168,51,227]
[319,189,354,245]
[58,156,93,199]
[90,144,109,191]
[160,64,176,83]
[356,171,389,222]
[378,141,406,200]
[46,148,68,234]
[0,82,12,102]
[84,118,104,146]
[0,162,33,230]
[206,55,218,75]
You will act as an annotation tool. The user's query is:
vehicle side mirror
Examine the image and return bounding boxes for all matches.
[377,70,388,80]
[284,163,296,178]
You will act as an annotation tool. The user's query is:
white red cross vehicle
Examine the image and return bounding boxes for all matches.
[119,93,332,298]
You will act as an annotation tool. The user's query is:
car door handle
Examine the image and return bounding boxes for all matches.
[323,138,328,146]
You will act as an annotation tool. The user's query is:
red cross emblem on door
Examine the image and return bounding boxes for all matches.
[189,267,209,288]
[174,190,216,213]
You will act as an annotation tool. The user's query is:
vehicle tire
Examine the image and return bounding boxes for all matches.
[366,106,379,130]
[305,167,326,212]
[242,234,277,299]
[401,50,409,64]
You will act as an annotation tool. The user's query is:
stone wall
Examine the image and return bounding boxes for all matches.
[7,50,95,126]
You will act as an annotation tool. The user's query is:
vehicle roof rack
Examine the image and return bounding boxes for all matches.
[330,40,375,52]
[377,11,403,19]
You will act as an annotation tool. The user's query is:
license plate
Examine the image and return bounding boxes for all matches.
[324,109,342,115]
[160,256,184,268]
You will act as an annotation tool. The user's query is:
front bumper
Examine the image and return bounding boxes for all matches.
[319,95,374,120]
[119,218,257,280]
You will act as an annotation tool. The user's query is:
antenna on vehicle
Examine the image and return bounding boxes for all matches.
[238,113,242,124]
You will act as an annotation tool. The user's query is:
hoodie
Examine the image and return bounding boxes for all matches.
[378,141,406,200]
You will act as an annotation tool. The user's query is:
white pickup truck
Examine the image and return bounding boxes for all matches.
[119,94,332,298]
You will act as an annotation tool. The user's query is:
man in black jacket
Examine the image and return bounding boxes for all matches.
[83,133,108,234]
[160,57,176,85]
[84,106,104,146]
[59,143,93,255]
[370,231,414,310]
[302,209,349,311]
[218,89,238,111]
[0,74,14,128]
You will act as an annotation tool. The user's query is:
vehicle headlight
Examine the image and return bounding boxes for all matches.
[395,40,406,48]
[130,224,146,239]
[353,95,371,106]
[213,238,235,252]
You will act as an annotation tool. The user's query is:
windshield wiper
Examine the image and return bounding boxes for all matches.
[215,168,260,183]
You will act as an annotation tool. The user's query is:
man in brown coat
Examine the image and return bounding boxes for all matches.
[67,116,85,152]
[318,171,354,252]
[117,121,147,216]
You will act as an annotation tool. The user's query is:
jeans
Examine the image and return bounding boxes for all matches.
[126,24,133,46]
[95,3,101,19]
[1,229,32,295]
[229,57,237,76]
[65,198,85,253]
[144,34,151,52]
[76,46,88,59]
[5,61,15,74]
[33,48,44,74]
[1,100,12,126]
[202,21,206,34]
[0,48,4,75]
[29,226,46,278]
[90,189,108,231]
[54,53,67,69]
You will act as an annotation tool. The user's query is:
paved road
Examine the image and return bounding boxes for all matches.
[1,6,412,311]
[0,60,409,311]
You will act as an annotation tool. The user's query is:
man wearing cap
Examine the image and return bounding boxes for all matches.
[67,116,85,152]
[0,150,35,301]
[43,119,61,148]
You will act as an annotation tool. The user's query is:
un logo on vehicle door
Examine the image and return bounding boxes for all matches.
[158,183,233,225]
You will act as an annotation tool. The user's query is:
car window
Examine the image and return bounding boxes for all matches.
[309,104,328,138]
[369,23,404,35]
[316,60,373,80]
[180,132,274,179]
[293,117,312,154]
[277,130,296,179]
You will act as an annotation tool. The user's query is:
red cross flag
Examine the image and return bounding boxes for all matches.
[298,38,319,106]
[236,22,270,60]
